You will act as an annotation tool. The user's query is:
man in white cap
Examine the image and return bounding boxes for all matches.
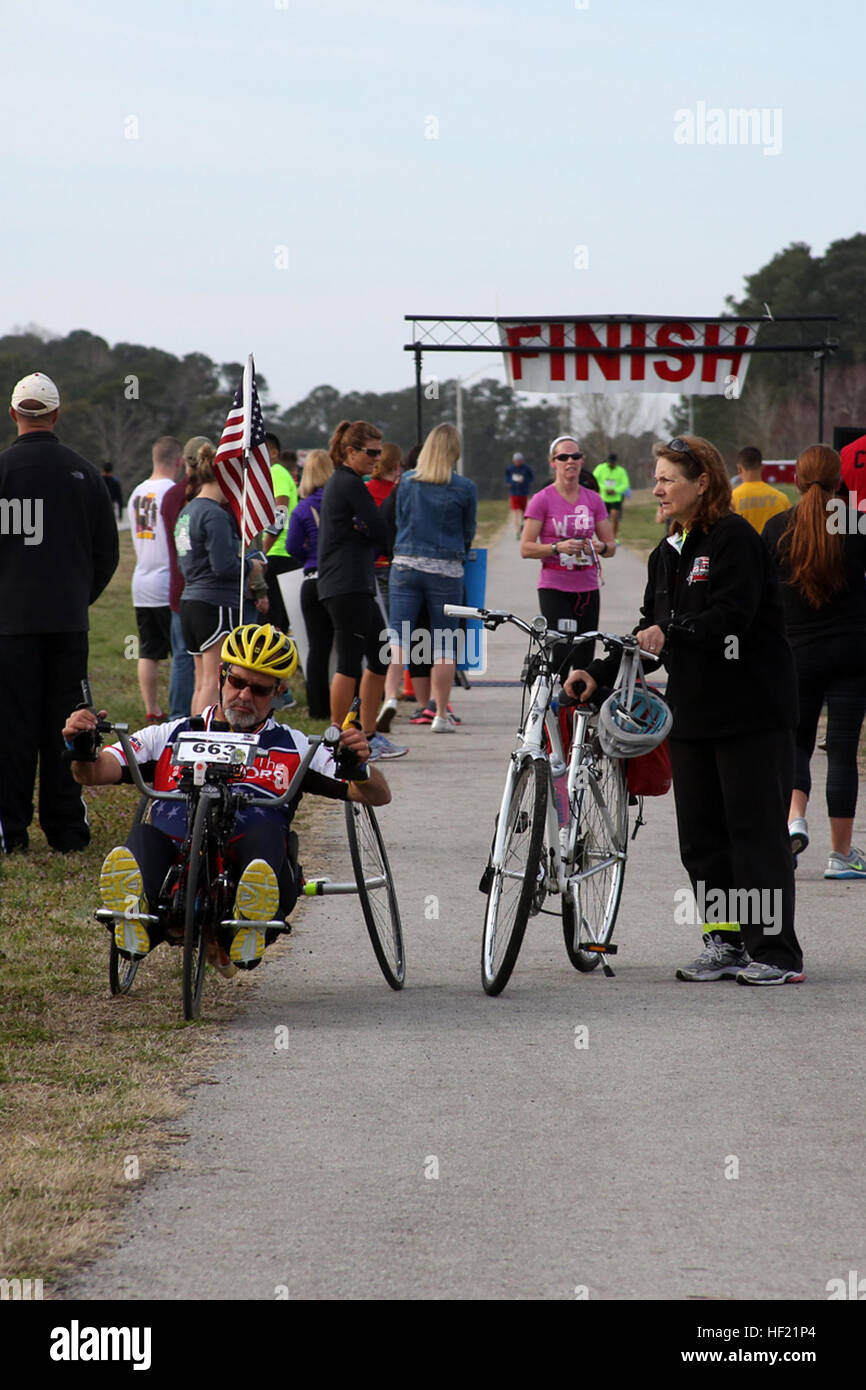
[0,372,118,853]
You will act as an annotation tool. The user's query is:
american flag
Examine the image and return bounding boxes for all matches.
[213,367,276,543]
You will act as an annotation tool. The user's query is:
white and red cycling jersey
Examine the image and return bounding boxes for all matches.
[105,705,347,839]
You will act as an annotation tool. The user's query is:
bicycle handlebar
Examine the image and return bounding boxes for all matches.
[442,606,653,656]
[106,722,343,811]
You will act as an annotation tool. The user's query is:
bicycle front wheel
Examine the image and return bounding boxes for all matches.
[482,758,548,996]
[345,802,405,990]
[182,795,210,1020]
[563,752,627,972]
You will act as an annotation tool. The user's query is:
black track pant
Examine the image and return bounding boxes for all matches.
[669,728,802,970]
[128,819,300,943]
[0,632,90,852]
[300,576,334,719]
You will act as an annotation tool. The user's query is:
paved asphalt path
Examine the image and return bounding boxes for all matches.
[62,527,865,1301]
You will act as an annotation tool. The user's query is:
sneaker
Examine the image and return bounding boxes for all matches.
[431,713,457,733]
[207,939,237,979]
[675,932,750,982]
[230,859,279,966]
[409,704,435,725]
[736,961,805,986]
[367,733,409,760]
[788,818,809,856]
[824,845,866,879]
[99,846,151,958]
[376,697,399,733]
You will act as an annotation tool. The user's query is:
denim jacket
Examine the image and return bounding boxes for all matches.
[394,470,478,561]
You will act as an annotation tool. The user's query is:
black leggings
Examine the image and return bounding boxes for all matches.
[793,656,866,818]
[322,592,389,678]
[537,587,601,683]
[128,819,300,942]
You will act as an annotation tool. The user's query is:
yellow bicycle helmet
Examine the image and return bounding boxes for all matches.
[220,624,298,681]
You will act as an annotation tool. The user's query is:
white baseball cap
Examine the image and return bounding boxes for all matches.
[11,372,61,416]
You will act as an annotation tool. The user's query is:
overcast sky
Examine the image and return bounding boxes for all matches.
[2,0,862,413]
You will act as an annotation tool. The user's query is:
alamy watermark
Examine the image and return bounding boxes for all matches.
[379,623,486,671]
[674,102,782,157]
[0,497,43,545]
[674,880,782,934]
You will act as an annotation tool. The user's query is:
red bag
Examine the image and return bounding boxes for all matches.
[625,738,672,796]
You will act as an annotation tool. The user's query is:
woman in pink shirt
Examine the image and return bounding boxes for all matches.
[520,435,616,676]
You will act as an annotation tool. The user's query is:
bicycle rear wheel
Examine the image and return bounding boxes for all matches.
[182,796,210,1020]
[563,750,627,972]
[345,802,405,990]
[109,939,140,995]
[482,758,548,996]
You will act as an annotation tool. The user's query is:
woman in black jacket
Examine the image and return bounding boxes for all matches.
[317,419,407,759]
[567,436,804,986]
[763,444,866,879]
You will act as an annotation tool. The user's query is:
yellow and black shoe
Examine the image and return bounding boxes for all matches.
[230,859,279,968]
[99,846,151,959]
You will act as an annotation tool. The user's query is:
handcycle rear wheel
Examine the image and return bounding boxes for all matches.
[109,939,141,995]
[563,750,627,972]
[482,757,548,996]
[182,795,211,1020]
[345,802,405,990]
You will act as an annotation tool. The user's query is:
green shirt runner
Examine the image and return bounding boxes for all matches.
[267,462,299,558]
[594,460,631,505]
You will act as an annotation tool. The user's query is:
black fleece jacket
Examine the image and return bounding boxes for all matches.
[0,431,119,634]
[588,511,797,740]
[317,464,388,601]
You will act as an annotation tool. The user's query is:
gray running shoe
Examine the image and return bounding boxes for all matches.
[824,845,866,879]
[675,932,750,982]
[788,817,809,856]
[736,961,805,986]
[367,733,409,761]
[376,697,399,733]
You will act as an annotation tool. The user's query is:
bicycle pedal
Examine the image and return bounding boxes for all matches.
[478,865,494,895]
[577,941,618,955]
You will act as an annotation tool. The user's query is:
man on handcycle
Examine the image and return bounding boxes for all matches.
[62,623,391,972]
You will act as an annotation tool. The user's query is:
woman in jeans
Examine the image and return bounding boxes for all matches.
[520,436,616,680]
[763,444,866,878]
[283,449,334,720]
[385,424,477,733]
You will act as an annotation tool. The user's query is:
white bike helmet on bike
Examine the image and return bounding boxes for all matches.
[597,647,672,759]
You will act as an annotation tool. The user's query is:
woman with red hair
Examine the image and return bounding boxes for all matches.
[763,444,866,878]
[567,435,804,986]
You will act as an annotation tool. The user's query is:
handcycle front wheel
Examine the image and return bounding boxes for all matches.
[562,753,627,972]
[482,757,548,996]
[344,802,405,990]
[182,795,211,1020]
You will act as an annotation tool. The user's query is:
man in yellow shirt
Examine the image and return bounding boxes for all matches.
[732,446,789,534]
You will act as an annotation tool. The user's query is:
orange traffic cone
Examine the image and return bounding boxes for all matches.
[401,669,415,701]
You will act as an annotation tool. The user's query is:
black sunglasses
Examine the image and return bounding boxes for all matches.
[354,447,383,459]
[553,451,584,462]
[667,438,703,471]
[222,668,279,699]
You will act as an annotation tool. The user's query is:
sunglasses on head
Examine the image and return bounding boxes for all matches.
[354,447,383,459]
[667,438,703,471]
[553,451,584,462]
[222,669,278,698]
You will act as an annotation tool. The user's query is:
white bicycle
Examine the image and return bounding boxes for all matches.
[446,606,645,995]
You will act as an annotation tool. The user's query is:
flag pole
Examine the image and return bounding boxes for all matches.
[239,353,254,616]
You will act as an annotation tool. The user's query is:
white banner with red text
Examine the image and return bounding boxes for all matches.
[498,319,762,395]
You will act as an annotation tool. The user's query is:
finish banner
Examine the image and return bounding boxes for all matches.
[498,318,762,395]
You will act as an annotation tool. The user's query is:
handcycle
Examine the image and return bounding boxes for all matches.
[445,605,650,995]
[93,721,405,1019]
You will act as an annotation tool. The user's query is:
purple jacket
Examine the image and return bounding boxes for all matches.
[285,487,324,572]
